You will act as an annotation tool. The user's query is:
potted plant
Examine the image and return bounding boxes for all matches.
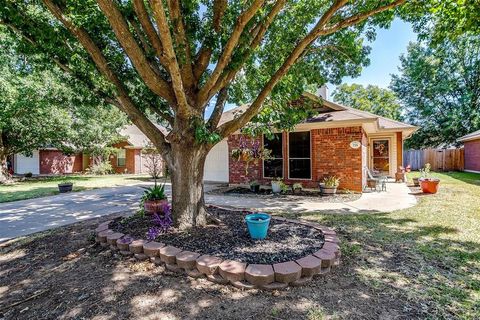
[142,183,168,214]
[412,176,420,187]
[249,180,260,193]
[292,182,303,194]
[271,177,284,194]
[419,163,440,194]
[58,180,74,193]
[319,176,340,195]
[245,212,271,240]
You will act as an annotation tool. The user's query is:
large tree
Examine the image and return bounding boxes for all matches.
[390,35,480,148]
[0,31,127,181]
[0,0,412,228]
[332,83,402,120]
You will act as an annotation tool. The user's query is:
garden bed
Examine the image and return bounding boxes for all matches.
[207,186,361,202]
[110,207,324,264]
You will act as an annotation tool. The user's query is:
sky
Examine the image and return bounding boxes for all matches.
[330,18,417,94]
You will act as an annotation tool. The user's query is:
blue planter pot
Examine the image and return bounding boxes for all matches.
[245,213,271,240]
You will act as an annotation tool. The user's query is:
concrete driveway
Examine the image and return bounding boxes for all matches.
[0,181,416,242]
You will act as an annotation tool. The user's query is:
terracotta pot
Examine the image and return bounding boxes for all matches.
[144,199,168,214]
[419,179,440,194]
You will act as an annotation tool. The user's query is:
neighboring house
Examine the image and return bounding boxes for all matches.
[458,130,480,173]
[12,91,417,192]
[10,125,165,175]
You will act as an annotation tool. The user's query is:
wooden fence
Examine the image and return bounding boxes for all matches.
[403,148,464,171]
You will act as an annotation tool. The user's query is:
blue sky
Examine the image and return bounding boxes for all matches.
[331,18,417,93]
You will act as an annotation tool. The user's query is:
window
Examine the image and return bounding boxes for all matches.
[263,133,283,178]
[117,149,126,167]
[288,131,311,179]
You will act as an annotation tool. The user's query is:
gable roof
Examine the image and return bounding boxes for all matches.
[119,124,168,148]
[219,92,417,136]
[458,129,480,142]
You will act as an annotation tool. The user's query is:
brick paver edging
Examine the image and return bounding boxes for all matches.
[94,205,341,290]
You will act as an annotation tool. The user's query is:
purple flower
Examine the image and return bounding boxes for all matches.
[146,227,161,241]
[151,203,173,233]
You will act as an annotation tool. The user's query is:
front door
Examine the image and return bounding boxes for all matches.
[372,139,390,175]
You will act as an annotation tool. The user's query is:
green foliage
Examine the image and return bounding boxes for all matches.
[142,184,167,201]
[390,35,480,148]
[0,30,128,159]
[87,161,113,175]
[332,83,402,120]
[323,176,340,187]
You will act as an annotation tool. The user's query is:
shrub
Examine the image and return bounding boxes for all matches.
[88,161,113,175]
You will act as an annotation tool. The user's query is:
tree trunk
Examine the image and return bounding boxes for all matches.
[0,152,11,184]
[169,143,209,229]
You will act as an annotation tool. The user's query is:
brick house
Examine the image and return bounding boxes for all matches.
[11,124,165,175]
[217,92,417,192]
[458,130,480,173]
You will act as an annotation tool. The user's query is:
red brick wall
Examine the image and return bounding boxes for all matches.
[311,127,363,192]
[464,139,480,172]
[228,126,364,192]
[39,150,83,174]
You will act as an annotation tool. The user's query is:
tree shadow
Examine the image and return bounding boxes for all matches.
[0,211,478,319]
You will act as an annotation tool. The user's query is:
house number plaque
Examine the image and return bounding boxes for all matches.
[349,141,361,149]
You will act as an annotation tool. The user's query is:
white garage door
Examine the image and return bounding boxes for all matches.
[204,140,229,182]
[14,151,40,175]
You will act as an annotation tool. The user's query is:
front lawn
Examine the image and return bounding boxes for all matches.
[0,171,479,319]
[0,174,151,203]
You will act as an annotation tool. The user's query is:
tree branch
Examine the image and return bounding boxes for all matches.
[197,0,265,106]
[166,0,195,89]
[96,0,175,104]
[42,0,172,156]
[150,0,192,117]
[217,0,406,137]
[193,0,227,81]
[132,0,168,67]
[207,87,229,130]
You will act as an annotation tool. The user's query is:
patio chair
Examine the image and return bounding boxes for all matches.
[364,167,388,192]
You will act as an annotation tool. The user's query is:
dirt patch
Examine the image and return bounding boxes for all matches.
[208,186,361,203]
[110,207,324,264]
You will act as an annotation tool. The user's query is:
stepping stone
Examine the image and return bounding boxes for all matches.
[159,246,182,265]
[116,237,133,251]
[129,239,147,254]
[106,232,124,245]
[245,264,274,286]
[218,260,246,282]
[186,268,204,278]
[95,224,109,234]
[207,274,229,285]
[165,263,183,273]
[97,230,114,243]
[295,255,322,277]
[260,282,288,291]
[324,235,341,244]
[273,261,302,284]
[134,253,148,261]
[196,255,223,275]
[143,241,164,257]
[231,280,256,290]
[313,249,336,268]
[291,276,312,287]
[176,251,200,270]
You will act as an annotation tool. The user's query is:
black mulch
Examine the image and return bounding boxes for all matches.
[110,207,324,264]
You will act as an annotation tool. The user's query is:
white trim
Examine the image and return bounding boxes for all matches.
[262,133,284,179]
[464,169,480,174]
[287,131,312,180]
[368,136,394,177]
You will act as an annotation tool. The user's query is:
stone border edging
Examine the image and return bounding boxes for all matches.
[94,205,341,290]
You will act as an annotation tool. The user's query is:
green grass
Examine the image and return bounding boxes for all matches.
[0,174,151,203]
[302,171,480,319]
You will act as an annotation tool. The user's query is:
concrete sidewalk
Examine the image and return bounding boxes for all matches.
[0,181,416,242]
